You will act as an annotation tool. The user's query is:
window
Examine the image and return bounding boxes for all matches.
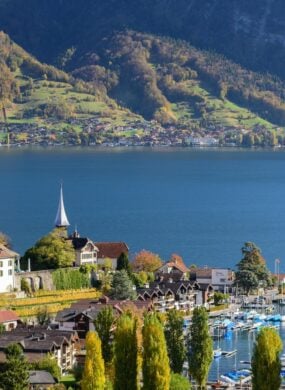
[0,261,3,268]
[0,271,3,277]
[8,260,13,267]
[8,269,13,276]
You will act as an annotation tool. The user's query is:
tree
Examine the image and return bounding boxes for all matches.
[110,270,136,300]
[36,353,61,381]
[164,309,186,374]
[235,242,271,294]
[188,307,213,389]
[81,331,105,390]
[116,252,131,274]
[213,292,229,306]
[0,343,29,390]
[132,250,163,272]
[0,232,11,248]
[94,306,115,363]
[170,373,191,390]
[252,327,282,390]
[114,314,139,390]
[36,306,50,325]
[22,229,75,270]
[142,314,170,390]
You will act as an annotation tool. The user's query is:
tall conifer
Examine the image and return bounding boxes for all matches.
[81,331,105,390]
[114,314,139,390]
[142,314,170,390]
[252,327,282,390]
[188,307,213,389]
[165,309,186,374]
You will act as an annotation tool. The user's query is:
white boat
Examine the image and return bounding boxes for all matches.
[213,348,222,358]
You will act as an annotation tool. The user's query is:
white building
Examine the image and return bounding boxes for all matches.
[0,244,19,293]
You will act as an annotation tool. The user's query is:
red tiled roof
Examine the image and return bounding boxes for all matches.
[0,245,19,260]
[0,310,19,323]
[158,261,189,273]
[95,242,129,259]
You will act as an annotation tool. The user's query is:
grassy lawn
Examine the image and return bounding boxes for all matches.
[60,374,76,388]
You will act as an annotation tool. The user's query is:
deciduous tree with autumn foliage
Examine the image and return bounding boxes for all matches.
[132,250,162,272]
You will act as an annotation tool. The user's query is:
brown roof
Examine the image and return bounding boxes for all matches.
[95,242,129,259]
[0,311,19,323]
[157,261,189,273]
[0,245,19,259]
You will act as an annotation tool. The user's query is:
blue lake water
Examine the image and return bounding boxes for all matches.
[1,147,285,271]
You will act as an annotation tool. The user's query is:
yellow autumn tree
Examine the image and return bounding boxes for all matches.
[81,331,105,390]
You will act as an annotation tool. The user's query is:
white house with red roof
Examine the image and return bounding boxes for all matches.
[0,310,19,331]
[0,245,19,293]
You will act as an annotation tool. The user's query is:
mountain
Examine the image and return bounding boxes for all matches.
[1,1,285,134]
[1,0,285,80]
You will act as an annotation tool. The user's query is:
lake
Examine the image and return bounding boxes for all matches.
[1,147,285,271]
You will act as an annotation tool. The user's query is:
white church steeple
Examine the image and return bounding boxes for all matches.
[54,184,70,228]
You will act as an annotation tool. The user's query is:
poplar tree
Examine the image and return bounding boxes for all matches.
[188,307,213,389]
[252,327,282,390]
[81,331,105,390]
[165,309,186,374]
[94,306,115,363]
[142,314,170,390]
[114,314,139,390]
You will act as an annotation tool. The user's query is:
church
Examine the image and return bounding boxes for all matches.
[54,185,129,270]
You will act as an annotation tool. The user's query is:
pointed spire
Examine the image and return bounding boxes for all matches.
[54,184,70,228]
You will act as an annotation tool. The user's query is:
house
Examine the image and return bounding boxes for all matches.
[0,244,19,293]
[137,280,200,312]
[68,232,99,267]
[155,258,189,281]
[55,296,152,338]
[190,267,234,292]
[0,328,79,373]
[0,310,19,331]
[29,370,56,389]
[95,242,129,270]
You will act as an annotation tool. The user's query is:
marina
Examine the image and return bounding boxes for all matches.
[205,303,285,386]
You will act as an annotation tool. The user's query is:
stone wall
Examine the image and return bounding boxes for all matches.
[14,270,54,291]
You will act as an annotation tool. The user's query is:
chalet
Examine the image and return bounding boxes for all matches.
[0,310,19,331]
[95,242,129,270]
[55,296,152,338]
[137,280,200,312]
[0,244,19,293]
[0,329,79,373]
[155,259,189,282]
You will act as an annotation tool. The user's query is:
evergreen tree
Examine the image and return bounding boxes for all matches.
[0,343,29,390]
[235,242,271,294]
[94,306,115,363]
[81,331,105,390]
[252,327,282,390]
[114,314,139,390]
[164,309,186,374]
[188,307,213,389]
[110,270,136,300]
[142,314,170,390]
[116,252,131,274]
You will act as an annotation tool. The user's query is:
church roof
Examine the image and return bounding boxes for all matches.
[54,185,70,228]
